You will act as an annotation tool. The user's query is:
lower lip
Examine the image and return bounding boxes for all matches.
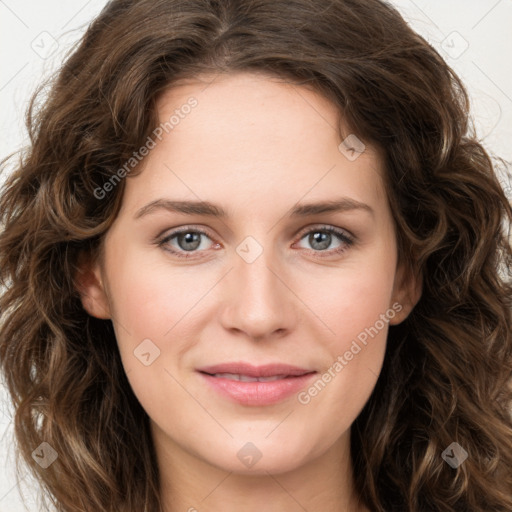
[198,372,317,406]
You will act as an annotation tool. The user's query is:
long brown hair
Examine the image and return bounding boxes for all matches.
[1,0,511,510]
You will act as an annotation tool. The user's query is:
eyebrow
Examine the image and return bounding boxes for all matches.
[134,197,374,220]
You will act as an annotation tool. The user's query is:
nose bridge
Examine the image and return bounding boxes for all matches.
[239,247,279,302]
[220,235,297,338]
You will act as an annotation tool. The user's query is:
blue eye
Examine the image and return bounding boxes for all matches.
[294,226,354,256]
[158,228,216,258]
[157,225,354,259]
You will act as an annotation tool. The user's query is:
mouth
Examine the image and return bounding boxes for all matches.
[200,372,310,382]
[196,361,315,378]
[196,362,317,406]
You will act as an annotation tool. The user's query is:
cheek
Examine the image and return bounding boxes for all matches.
[293,257,395,421]
[299,258,396,352]
[106,245,205,339]
[102,246,194,384]
[295,285,391,447]
[106,257,197,421]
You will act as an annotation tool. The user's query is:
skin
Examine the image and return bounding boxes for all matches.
[78,71,421,512]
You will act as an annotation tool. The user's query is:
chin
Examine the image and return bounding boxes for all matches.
[202,437,313,475]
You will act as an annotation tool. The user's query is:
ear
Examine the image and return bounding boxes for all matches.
[389,262,422,325]
[74,250,111,320]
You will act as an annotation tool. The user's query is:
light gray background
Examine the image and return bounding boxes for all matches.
[1,1,511,510]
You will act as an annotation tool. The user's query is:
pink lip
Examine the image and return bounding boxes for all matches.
[196,362,317,406]
[197,362,313,378]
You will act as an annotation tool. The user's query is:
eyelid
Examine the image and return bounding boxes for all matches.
[155,224,215,241]
[294,223,355,243]
[156,223,355,258]
[156,225,219,259]
[157,224,354,243]
[157,226,218,246]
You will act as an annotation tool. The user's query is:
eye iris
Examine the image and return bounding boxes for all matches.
[171,230,339,253]
[309,231,331,250]
[177,232,201,251]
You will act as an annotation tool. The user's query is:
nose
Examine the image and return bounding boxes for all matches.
[218,241,299,341]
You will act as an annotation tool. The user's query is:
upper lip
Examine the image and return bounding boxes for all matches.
[197,362,316,378]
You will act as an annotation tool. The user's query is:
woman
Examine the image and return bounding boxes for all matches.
[1,0,511,510]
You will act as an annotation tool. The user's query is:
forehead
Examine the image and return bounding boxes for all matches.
[121,71,387,218]
[154,71,348,153]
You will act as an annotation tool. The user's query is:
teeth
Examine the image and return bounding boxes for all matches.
[212,373,287,382]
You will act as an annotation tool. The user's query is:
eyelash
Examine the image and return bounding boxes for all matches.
[156,225,355,259]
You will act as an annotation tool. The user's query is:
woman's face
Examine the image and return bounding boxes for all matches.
[80,71,419,476]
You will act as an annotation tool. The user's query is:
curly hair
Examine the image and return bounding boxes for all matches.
[1,0,511,510]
